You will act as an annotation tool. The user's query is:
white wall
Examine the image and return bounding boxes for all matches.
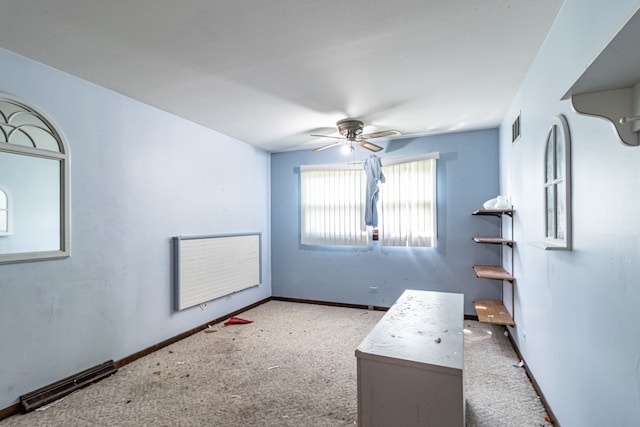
[0,48,271,409]
[499,1,640,425]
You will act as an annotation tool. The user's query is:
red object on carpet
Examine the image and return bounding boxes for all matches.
[223,317,253,326]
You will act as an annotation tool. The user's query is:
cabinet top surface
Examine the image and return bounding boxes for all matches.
[356,290,464,370]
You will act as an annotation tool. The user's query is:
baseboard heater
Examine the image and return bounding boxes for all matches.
[19,360,117,413]
[173,233,261,311]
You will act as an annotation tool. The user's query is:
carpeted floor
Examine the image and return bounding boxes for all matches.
[0,300,551,426]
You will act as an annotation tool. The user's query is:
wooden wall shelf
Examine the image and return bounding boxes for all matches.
[561,8,640,147]
[471,208,515,326]
[473,300,515,326]
[472,237,514,246]
[473,265,514,281]
[472,209,513,217]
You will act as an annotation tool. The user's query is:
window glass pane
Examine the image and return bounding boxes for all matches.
[300,168,368,246]
[0,100,61,152]
[546,186,555,238]
[556,129,565,179]
[8,112,49,128]
[0,100,23,118]
[0,125,11,143]
[0,210,6,233]
[8,129,34,148]
[27,127,61,152]
[379,159,435,247]
[0,190,6,208]
[546,129,554,183]
[556,183,566,240]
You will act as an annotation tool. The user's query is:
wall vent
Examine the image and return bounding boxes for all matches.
[512,114,521,143]
[511,114,520,143]
[19,360,117,412]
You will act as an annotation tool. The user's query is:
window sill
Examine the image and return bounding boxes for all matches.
[528,241,570,251]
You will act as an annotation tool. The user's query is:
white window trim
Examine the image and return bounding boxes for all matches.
[0,93,70,263]
[530,115,571,251]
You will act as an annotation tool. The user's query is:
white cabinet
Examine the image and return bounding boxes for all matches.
[355,289,464,427]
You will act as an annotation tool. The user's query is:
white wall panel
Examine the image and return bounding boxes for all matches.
[174,234,261,310]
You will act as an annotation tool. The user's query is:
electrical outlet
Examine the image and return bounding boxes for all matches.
[369,286,379,293]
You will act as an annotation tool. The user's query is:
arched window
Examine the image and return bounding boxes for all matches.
[544,115,571,250]
[0,94,69,263]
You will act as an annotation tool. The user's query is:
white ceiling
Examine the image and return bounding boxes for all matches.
[0,0,563,152]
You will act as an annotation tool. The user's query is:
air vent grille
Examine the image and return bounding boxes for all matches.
[512,114,521,143]
[19,360,117,412]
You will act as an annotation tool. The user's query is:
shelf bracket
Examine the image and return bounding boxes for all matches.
[570,85,640,147]
[562,7,640,147]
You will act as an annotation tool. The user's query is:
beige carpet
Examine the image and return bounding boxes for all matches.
[0,300,551,426]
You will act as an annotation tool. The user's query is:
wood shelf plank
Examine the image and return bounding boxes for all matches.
[472,209,513,217]
[473,265,514,281]
[474,300,515,326]
[472,237,514,246]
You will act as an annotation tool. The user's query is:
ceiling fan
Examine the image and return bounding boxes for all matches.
[311,118,401,152]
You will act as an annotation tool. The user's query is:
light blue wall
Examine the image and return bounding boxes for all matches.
[271,130,501,313]
[0,48,271,409]
[499,0,640,425]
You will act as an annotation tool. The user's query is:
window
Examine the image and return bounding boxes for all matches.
[379,156,437,247]
[300,153,437,247]
[544,115,571,249]
[0,93,69,263]
[300,165,369,246]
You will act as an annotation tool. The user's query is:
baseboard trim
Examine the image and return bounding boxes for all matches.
[270,296,389,312]
[0,297,272,422]
[506,332,558,426]
[0,404,19,421]
[115,297,272,368]
[273,296,481,320]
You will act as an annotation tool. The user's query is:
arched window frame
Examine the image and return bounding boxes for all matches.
[0,93,70,263]
[543,115,571,250]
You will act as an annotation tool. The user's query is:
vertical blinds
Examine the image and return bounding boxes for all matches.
[300,152,437,247]
[379,158,436,247]
[300,168,369,246]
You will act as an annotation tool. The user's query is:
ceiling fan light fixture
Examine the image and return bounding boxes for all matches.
[312,118,400,153]
[341,142,355,154]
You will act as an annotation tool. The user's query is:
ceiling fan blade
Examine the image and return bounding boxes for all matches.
[313,140,345,152]
[360,129,401,139]
[357,140,383,152]
[310,134,343,140]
